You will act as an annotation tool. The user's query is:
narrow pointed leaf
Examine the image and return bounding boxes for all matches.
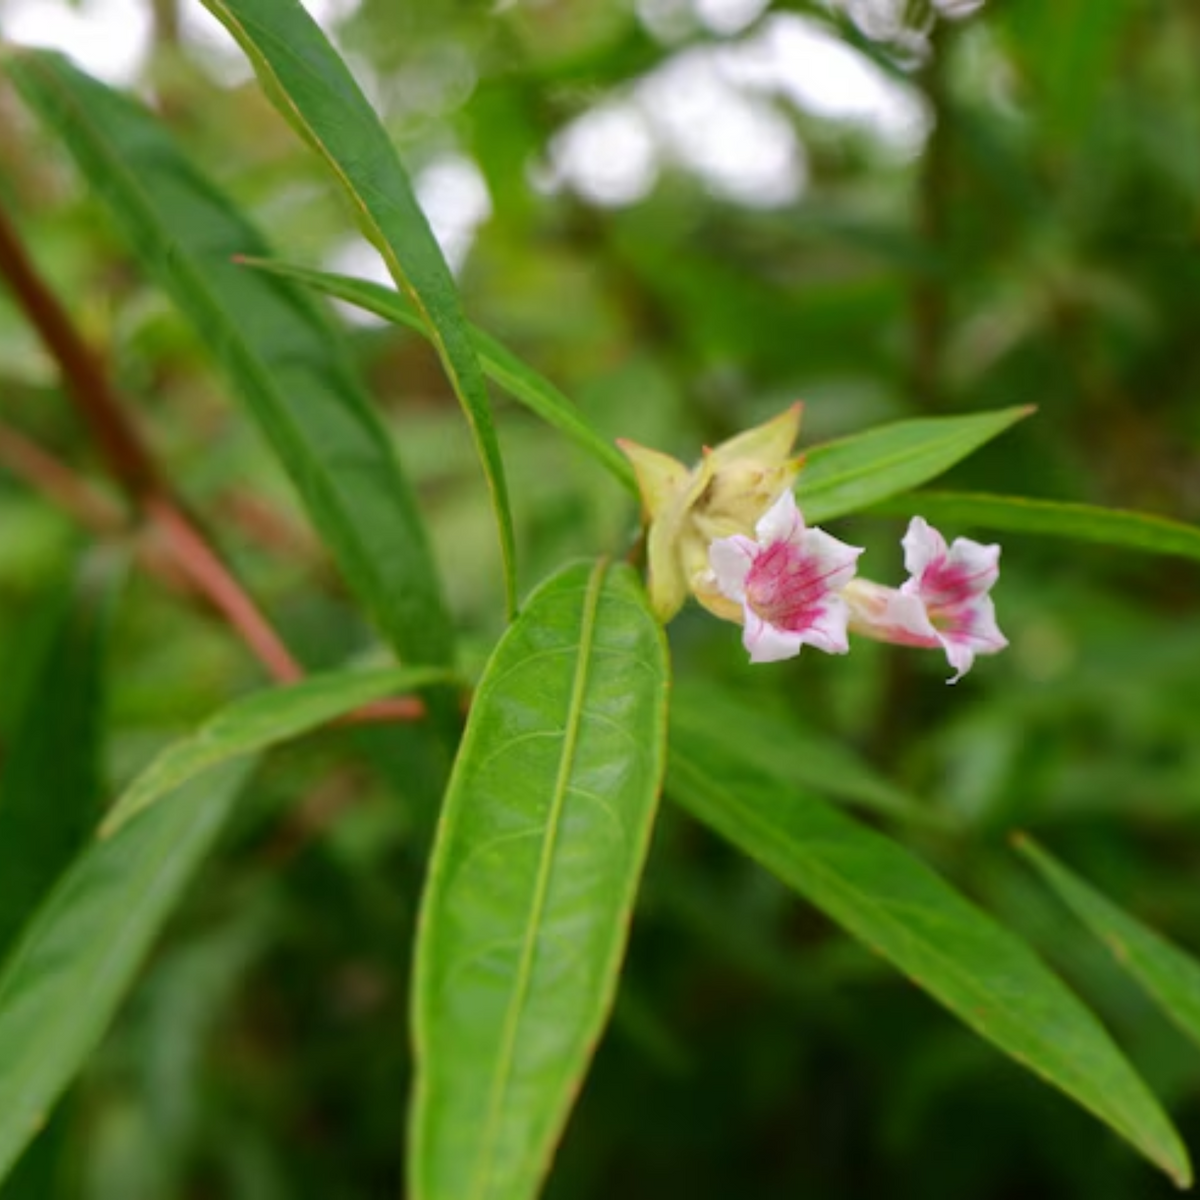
[238,258,638,497]
[411,560,669,1200]
[667,730,1191,1188]
[0,565,106,958]
[6,51,455,669]
[0,757,255,1184]
[1016,834,1200,1055]
[198,0,518,617]
[796,407,1033,524]
[868,491,1200,563]
[101,666,453,836]
[670,680,946,829]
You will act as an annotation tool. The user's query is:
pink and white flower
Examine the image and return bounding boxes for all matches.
[708,490,863,664]
[844,516,1007,682]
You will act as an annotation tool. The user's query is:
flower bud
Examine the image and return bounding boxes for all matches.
[618,404,803,621]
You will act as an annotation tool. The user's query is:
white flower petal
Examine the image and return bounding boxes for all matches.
[956,594,1009,654]
[708,534,757,603]
[799,595,851,655]
[743,608,805,662]
[798,527,864,592]
[754,487,805,543]
[944,535,1002,592]
[941,636,976,684]
[901,515,947,579]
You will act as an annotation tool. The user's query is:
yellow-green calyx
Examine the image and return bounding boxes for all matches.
[617,403,803,622]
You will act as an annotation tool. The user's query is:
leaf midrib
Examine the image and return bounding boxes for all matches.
[469,559,608,1200]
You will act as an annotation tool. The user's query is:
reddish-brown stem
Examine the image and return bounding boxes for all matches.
[0,421,125,534]
[0,203,427,723]
[144,496,304,684]
[0,203,160,498]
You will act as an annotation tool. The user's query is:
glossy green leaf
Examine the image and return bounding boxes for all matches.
[0,565,106,958]
[6,51,456,670]
[666,731,1191,1187]
[411,560,669,1200]
[1016,834,1200,1054]
[199,0,518,618]
[670,679,946,829]
[101,666,453,836]
[0,757,255,1184]
[868,491,1200,563]
[237,258,639,497]
[796,407,1033,524]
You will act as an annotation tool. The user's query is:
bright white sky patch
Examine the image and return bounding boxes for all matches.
[726,15,931,153]
[545,102,659,207]
[414,154,493,275]
[0,0,366,92]
[1,0,151,85]
[178,2,253,86]
[323,237,393,328]
[690,0,770,37]
[635,0,695,43]
[639,49,805,207]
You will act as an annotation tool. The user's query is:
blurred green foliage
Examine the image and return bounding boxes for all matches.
[2,0,1200,1196]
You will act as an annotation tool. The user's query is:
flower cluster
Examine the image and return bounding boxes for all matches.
[620,408,1007,682]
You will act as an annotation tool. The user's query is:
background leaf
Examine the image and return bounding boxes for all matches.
[411,560,669,1200]
[868,492,1200,563]
[796,408,1033,524]
[0,559,107,958]
[237,259,639,496]
[669,679,946,829]
[0,757,255,1184]
[199,0,518,617]
[101,665,454,835]
[1016,835,1200,1055]
[6,51,457,672]
[666,728,1191,1188]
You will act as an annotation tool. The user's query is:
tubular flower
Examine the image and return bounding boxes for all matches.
[843,517,1007,682]
[618,404,803,622]
[707,490,864,663]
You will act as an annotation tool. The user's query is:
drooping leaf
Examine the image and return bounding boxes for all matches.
[0,758,255,1184]
[0,562,107,958]
[237,258,639,497]
[669,679,946,829]
[6,51,456,670]
[796,407,1033,524]
[868,491,1200,563]
[666,730,1191,1187]
[411,560,669,1200]
[198,0,518,618]
[1016,834,1200,1055]
[101,666,454,836]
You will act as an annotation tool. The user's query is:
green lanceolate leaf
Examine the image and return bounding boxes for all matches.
[796,407,1033,524]
[669,679,946,829]
[411,560,669,1200]
[198,0,518,618]
[869,491,1200,563]
[0,757,255,1184]
[0,563,107,959]
[101,666,454,836]
[666,731,1191,1188]
[238,259,639,497]
[6,51,455,670]
[1016,834,1200,1055]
